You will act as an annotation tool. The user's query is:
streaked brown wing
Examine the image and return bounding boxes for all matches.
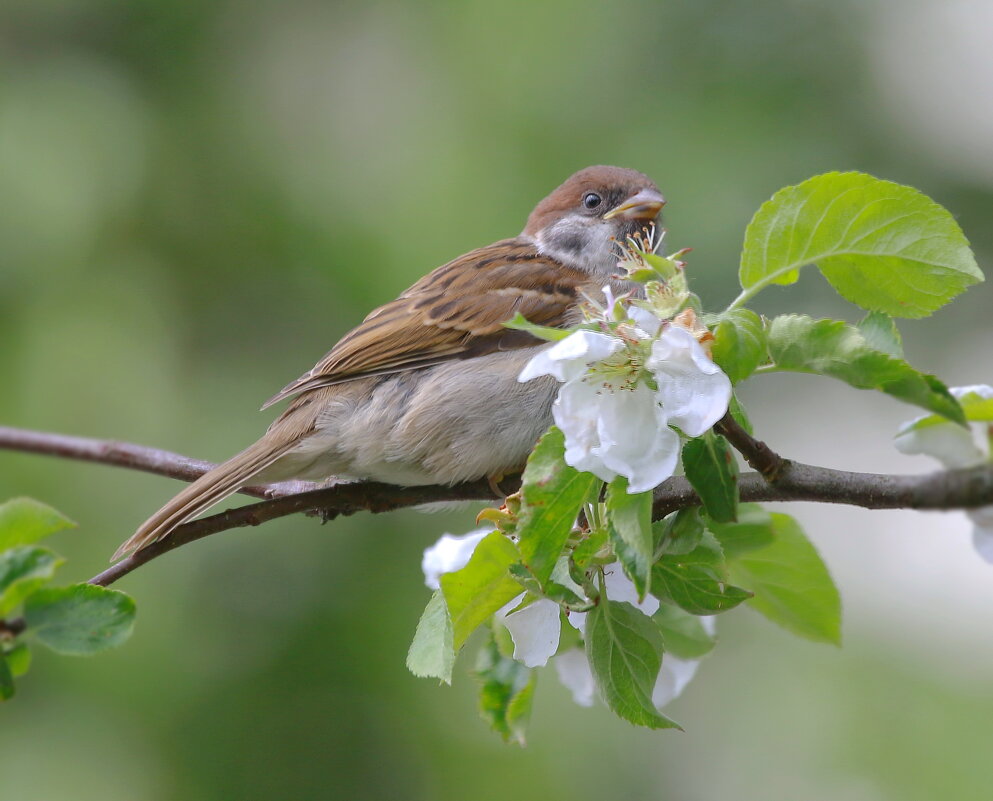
[261,238,585,409]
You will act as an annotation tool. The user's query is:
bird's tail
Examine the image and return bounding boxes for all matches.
[112,437,294,561]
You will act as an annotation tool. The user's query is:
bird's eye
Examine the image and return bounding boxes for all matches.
[582,192,602,210]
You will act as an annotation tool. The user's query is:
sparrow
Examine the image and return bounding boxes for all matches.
[115,166,665,559]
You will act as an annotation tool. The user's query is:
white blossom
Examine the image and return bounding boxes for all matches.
[422,529,561,666]
[496,597,561,668]
[648,326,733,438]
[895,385,993,563]
[554,648,597,707]
[519,310,731,494]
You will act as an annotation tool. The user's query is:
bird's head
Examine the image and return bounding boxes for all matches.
[524,165,665,276]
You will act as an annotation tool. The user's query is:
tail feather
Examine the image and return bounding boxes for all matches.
[113,438,294,560]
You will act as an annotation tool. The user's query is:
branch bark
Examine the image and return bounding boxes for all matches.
[1,424,992,593]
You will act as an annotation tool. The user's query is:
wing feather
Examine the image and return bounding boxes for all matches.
[261,238,584,409]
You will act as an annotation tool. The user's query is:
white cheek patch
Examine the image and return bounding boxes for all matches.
[535,217,616,275]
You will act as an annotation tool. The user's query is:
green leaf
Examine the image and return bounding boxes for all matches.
[711,309,766,383]
[682,433,739,523]
[23,584,136,655]
[653,508,705,557]
[652,604,716,659]
[516,427,599,585]
[503,312,572,342]
[739,172,983,317]
[727,513,841,645]
[651,530,751,615]
[956,387,993,422]
[0,546,65,616]
[0,654,13,701]
[0,498,75,550]
[584,600,679,730]
[728,394,754,435]
[441,532,522,651]
[406,590,455,683]
[707,504,775,558]
[857,311,903,359]
[767,314,965,423]
[474,633,535,745]
[606,478,654,599]
[5,643,31,678]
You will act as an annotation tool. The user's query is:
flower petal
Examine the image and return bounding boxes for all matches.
[968,506,993,564]
[628,305,663,337]
[553,380,618,483]
[652,655,701,709]
[894,418,985,469]
[518,330,623,383]
[649,326,732,437]
[502,599,562,667]
[421,527,490,590]
[595,383,680,493]
[554,648,596,707]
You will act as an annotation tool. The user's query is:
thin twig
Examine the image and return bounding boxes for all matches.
[714,412,785,480]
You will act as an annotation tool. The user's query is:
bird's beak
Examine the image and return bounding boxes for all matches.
[603,189,666,221]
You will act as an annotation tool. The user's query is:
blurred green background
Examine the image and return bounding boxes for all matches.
[3,0,993,798]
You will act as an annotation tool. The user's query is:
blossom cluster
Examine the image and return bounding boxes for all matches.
[895,385,993,561]
[517,280,732,493]
[422,528,713,711]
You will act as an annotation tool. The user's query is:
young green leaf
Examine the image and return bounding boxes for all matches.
[440,532,522,651]
[406,590,455,683]
[857,311,904,359]
[5,643,31,678]
[706,503,775,557]
[0,546,65,616]
[681,433,739,523]
[502,313,573,342]
[474,633,536,745]
[516,427,599,585]
[652,603,716,660]
[711,308,766,383]
[728,393,754,435]
[0,498,75,550]
[651,531,751,615]
[584,600,679,730]
[956,387,993,422]
[767,314,965,424]
[23,584,136,655]
[726,513,841,645]
[606,478,654,599]
[739,172,983,317]
[0,654,13,701]
[653,508,705,557]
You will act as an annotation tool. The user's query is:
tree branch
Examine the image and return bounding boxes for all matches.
[0,425,318,499]
[0,424,992,595]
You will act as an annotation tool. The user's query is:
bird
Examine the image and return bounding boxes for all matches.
[114,166,665,559]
